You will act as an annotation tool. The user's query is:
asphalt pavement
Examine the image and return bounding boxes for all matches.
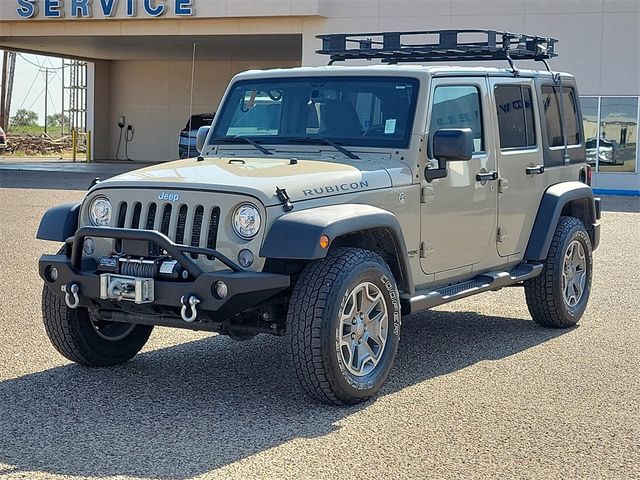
[0,164,638,479]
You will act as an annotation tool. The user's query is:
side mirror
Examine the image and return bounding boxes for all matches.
[433,128,474,162]
[425,128,474,181]
[196,126,211,154]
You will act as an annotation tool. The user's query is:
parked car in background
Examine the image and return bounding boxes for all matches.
[586,137,621,165]
[0,126,6,150]
[178,113,214,158]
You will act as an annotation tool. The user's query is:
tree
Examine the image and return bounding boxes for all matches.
[46,113,69,128]
[10,109,38,127]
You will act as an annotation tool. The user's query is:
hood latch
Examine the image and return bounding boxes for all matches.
[276,187,294,212]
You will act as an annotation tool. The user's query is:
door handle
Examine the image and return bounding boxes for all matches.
[476,171,498,182]
[526,165,545,175]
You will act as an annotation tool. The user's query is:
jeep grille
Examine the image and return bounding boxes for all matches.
[114,200,221,255]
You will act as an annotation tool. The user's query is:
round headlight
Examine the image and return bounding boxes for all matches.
[89,196,112,227]
[232,203,261,239]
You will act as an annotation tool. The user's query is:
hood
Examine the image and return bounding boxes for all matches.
[96,156,403,206]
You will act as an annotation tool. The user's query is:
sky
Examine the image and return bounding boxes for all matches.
[1,51,63,126]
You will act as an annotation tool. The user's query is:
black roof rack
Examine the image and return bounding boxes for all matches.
[316,29,557,73]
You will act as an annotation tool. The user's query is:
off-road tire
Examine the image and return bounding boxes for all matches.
[286,247,401,405]
[524,216,593,328]
[42,284,153,366]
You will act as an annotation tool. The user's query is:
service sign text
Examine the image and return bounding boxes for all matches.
[16,0,195,19]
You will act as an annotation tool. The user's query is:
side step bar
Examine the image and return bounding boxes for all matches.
[400,263,543,315]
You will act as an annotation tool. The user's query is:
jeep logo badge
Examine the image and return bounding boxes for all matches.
[158,192,180,202]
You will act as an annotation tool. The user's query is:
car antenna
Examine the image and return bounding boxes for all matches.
[187,42,197,159]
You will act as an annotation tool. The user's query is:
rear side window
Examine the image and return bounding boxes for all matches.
[429,85,484,154]
[563,88,581,145]
[495,85,536,149]
[541,85,581,147]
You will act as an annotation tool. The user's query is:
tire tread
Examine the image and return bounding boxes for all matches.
[42,284,152,366]
[524,216,592,328]
[286,248,392,405]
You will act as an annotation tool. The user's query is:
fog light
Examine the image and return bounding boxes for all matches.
[238,249,254,268]
[213,281,228,300]
[83,237,95,256]
[45,266,59,283]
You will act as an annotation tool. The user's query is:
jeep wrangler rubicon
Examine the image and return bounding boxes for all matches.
[37,30,600,406]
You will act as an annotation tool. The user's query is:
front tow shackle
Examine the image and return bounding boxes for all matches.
[180,295,201,323]
[62,283,80,309]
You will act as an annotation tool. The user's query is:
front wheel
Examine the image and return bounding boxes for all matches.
[524,216,593,328]
[42,284,153,366]
[286,248,401,405]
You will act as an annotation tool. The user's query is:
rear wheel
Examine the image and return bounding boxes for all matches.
[286,248,401,405]
[525,216,593,328]
[42,284,153,366]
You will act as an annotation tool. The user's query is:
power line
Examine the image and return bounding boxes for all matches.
[46,80,58,116]
[17,53,64,70]
[17,70,41,110]
[26,87,44,112]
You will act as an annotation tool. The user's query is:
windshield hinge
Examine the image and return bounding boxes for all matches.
[420,186,434,204]
[275,187,294,212]
[419,242,433,258]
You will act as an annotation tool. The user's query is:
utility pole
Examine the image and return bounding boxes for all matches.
[0,51,7,129]
[43,68,49,134]
[5,52,16,126]
[61,58,65,136]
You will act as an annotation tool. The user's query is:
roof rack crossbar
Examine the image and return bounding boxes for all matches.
[317,29,557,67]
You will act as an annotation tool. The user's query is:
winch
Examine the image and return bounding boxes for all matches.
[97,254,189,281]
[100,273,155,304]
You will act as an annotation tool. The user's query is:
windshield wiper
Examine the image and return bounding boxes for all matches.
[284,136,360,160]
[211,135,273,155]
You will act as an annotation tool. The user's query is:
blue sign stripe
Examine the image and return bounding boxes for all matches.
[593,188,640,197]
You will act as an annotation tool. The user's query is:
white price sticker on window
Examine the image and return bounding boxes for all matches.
[384,118,397,134]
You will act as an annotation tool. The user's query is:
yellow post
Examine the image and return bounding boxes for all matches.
[71,128,77,163]
[86,130,92,163]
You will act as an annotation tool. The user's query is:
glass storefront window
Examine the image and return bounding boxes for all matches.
[599,97,638,173]
[581,97,600,169]
[581,96,639,173]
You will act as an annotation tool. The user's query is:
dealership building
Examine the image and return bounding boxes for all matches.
[0,0,638,194]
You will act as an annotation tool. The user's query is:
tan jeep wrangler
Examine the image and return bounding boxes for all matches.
[38,30,601,405]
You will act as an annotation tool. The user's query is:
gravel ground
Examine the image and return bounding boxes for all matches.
[0,171,638,480]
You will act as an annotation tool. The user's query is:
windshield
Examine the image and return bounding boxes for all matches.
[210,76,420,149]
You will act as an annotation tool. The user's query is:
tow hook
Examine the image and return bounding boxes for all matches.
[180,295,201,323]
[62,283,80,309]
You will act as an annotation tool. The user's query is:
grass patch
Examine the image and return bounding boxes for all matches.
[6,125,67,137]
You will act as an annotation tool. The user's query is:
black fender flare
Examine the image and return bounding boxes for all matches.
[260,204,414,293]
[524,182,599,261]
[36,202,81,242]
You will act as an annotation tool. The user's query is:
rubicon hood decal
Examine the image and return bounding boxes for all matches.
[302,181,370,197]
[98,157,394,205]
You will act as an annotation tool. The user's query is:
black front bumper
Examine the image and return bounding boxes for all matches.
[39,227,290,320]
